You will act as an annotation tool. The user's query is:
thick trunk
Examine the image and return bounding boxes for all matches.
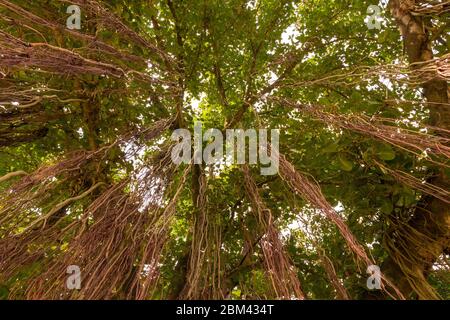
[382,0,450,299]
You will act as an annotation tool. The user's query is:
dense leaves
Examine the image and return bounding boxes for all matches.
[0,0,448,300]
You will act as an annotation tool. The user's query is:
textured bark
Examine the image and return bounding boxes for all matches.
[382,0,450,299]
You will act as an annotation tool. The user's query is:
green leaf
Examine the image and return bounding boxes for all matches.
[380,201,393,214]
[376,145,396,161]
[322,142,339,153]
[338,154,354,171]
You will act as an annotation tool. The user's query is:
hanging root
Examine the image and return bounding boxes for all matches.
[130,162,191,300]
[0,30,172,88]
[310,110,450,164]
[61,0,176,69]
[261,53,449,91]
[242,164,305,299]
[0,117,173,234]
[179,166,211,299]
[0,118,175,299]
[293,208,351,300]
[267,96,450,166]
[21,143,181,299]
[375,161,450,204]
[410,1,450,16]
[384,208,447,300]
[274,147,405,299]
[0,0,144,65]
[317,248,350,300]
[180,166,223,300]
[0,170,28,184]
[277,150,371,264]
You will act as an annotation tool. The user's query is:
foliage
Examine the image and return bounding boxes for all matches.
[0,0,448,300]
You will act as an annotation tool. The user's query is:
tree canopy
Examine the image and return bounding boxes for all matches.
[0,0,448,300]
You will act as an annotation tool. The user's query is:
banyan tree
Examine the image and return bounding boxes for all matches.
[0,0,448,300]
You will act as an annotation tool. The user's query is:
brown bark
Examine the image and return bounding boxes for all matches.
[382,0,450,299]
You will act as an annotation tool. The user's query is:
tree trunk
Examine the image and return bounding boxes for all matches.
[382,0,450,299]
